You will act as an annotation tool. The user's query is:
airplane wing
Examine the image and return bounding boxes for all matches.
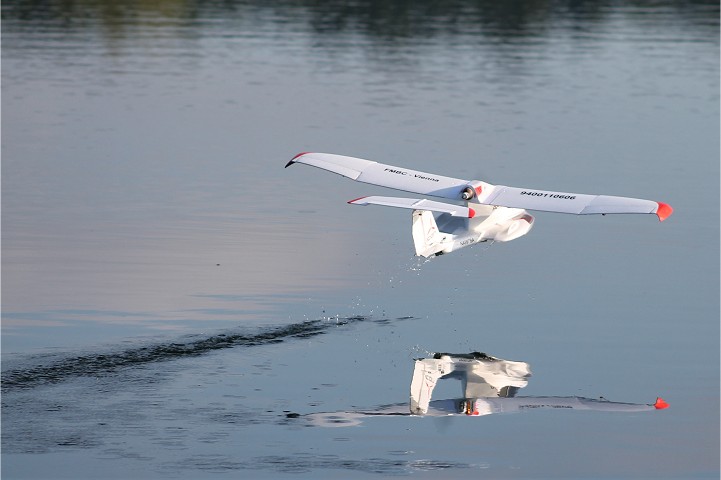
[348,196,476,218]
[287,152,672,221]
[286,152,473,200]
[478,185,673,221]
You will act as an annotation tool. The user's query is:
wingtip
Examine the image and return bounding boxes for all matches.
[654,397,669,410]
[347,196,367,205]
[286,152,311,168]
[656,202,673,222]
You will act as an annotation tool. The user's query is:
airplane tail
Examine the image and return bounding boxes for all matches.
[412,210,445,257]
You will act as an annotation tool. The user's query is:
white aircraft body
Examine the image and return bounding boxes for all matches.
[286,152,673,257]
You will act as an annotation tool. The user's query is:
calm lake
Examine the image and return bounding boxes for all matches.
[2,0,719,478]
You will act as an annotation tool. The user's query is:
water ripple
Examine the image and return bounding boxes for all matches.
[171,452,480,476]
[2,316,376,392]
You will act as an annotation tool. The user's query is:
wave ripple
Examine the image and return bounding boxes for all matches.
[2,316,371,392]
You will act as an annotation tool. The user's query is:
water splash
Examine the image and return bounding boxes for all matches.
[408,255,435,273]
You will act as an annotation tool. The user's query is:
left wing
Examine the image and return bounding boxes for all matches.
[348,196,476,218]
[286,152,474,200]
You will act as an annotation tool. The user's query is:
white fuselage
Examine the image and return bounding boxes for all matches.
[413,204,534,257]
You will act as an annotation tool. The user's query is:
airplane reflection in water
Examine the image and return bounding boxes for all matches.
[293,352,668,427]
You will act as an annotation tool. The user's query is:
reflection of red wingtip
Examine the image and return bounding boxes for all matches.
[654,397,669,410]
[656,202,673,222]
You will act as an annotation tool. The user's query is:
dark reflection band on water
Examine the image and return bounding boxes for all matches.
[3,0,717,49]
[295,351,668,427]
[1,315,399,392]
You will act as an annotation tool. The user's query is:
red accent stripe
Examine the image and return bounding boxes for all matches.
[475,186,483,196]
[286,152,312,168]
[347,197,367,204]
[655,202,673,222]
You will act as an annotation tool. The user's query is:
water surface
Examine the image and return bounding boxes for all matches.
[2,1,719,478]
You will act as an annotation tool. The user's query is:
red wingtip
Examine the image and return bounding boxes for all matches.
[468,208,476,219]
[347,196,367,204]
[656,202,673,222]
[654,397,669,410]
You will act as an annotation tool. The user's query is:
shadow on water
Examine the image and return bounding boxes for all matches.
[1,316,394,392]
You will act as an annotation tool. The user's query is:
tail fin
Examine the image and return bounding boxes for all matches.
[412,210,445,257]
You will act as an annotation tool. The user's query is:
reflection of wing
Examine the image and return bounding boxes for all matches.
[286,152,472,200]
[287,152,672,221]
[468,396,669,416]
[478,185,672,221]
[297,397,668,427]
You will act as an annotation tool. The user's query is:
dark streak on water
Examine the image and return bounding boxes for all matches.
[172,453,475,476]
[2,316,392,392]
[4,315,462,477]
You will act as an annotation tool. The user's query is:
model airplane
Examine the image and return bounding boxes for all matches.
[286,152,673,257]
[291,352,668,427]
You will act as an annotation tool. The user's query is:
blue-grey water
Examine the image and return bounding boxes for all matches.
[2,1,719,478]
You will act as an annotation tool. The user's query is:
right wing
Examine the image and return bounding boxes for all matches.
[286,152,473,200]
[478,184,673,221]
[348,196,476,218]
